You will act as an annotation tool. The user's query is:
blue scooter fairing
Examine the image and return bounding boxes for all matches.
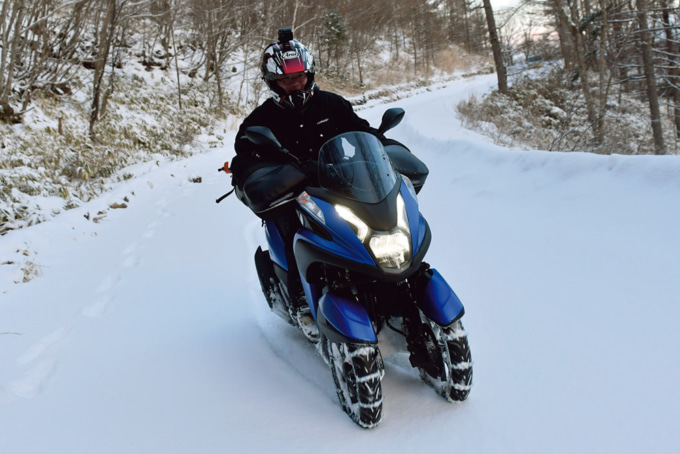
[259,130,465,345]
[418,268,465,326]
[316,292,378,344]
[311,267,464,344]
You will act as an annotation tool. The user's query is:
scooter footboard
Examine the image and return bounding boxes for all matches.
[417,268,465,326]
[316,293,378,344]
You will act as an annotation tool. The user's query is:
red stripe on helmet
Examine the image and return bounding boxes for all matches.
[282,57,305,74]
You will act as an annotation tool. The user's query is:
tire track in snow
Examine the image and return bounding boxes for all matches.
[5,359,57,399]
[3,189,175,401]
[241,216,426,409]
[243,218,336,401]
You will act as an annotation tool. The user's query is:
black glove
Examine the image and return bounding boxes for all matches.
[299,160,319,186]
[299,160,317,175]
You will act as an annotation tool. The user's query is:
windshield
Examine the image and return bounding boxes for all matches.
[317,132,398,203]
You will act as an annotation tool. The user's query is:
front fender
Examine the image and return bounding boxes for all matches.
[316,293,377,344]
[418,268,465,326]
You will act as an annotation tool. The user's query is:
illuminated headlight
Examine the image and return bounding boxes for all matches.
[335,204,369,242]
[336,194,412,271]
[369,229,411,269]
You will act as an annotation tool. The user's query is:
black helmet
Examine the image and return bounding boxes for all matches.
[261,28,317,111]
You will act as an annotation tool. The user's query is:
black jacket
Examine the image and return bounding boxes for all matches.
[230,90,379,187]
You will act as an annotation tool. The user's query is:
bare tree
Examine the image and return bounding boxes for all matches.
[188,0,257,110]
[0,0,26,123]
[660,0,680,138]
[482,0,507,93]
[636,0,666,154]
[565,0,601,143]
[90,0,119,137]
[346,1,390,86]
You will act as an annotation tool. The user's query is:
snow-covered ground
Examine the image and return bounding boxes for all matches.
[1,73,679,453]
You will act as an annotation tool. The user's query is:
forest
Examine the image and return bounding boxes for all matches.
[1,0,679,147]
[0,0,679,233]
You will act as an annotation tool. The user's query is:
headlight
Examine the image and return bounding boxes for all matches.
[335,194,412,271]
[335,204,369,242]
[369,229,411,269]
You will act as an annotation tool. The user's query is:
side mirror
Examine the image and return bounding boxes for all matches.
[245,126,283,149]
[378,108,405,135]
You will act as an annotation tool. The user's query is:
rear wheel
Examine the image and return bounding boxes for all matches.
[323,337,384,428]
[254,247,293,325]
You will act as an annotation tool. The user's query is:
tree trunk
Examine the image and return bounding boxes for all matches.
[661,0,680,138]
[356,51,363,86]
[595,0,609,144]
[570,0,601,144]
[89,0,117,139]
[637,0,666,154]
[482,0,507,93]
[0,0,25,123]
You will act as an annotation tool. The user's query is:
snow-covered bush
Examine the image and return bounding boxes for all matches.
[457,66,680,155]
[0,59,223,235]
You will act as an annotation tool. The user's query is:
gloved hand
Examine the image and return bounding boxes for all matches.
[299,160,318,176]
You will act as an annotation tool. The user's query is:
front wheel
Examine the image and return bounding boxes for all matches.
[406,316,473,402]
[322,337,385,429]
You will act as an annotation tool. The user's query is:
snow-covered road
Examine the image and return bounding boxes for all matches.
[2,72,680,453]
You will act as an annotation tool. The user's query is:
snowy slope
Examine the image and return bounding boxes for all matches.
[1,73,680,454]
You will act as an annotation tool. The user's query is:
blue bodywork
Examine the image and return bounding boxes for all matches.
[265,221,288,269]
[265,179,464,344]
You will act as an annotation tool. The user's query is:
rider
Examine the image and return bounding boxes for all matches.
[229,28,390,335]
